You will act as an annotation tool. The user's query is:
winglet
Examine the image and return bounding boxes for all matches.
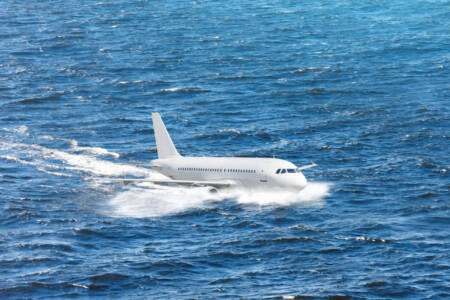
[152,113,181,159]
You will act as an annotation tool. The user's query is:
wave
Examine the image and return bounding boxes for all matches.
[0,155,72,177]
[14,94,63,104]
[219,128,241,134]
[157,87,210,94]
[69,139,120,159]
[1,125,29,136]
[116,80,146,86]
[197,128,274,141]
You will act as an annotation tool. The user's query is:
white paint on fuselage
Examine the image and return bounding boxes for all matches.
[152,156,307,190]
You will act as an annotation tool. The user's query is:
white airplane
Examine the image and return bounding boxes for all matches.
[104,113,316,192]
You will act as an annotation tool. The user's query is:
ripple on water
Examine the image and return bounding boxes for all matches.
[0,0,448,298]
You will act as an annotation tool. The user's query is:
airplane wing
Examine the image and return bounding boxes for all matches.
[86,177,233,189]
[297,162,317,171]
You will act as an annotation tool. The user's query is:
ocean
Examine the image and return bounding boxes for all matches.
[0,0,449,298]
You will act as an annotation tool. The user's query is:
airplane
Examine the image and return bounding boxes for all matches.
[96,113,316,192]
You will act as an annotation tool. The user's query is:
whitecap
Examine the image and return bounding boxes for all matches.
[218,128,241,134]
[69,139,120,158]
[73,145,120,159]
[2,125,29,136]
[160,87,182,92]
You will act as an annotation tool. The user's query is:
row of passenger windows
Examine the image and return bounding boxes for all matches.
[276,168,298,174]
[177,167,256,173]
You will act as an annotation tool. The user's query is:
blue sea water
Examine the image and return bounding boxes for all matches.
[0,0,449,298]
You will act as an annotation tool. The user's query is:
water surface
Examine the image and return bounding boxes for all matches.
[0,0,449,298]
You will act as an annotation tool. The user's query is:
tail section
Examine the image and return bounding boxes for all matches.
[152,112,181,159]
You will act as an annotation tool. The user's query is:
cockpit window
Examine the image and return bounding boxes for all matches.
[287,169,296,173]
[276,169,281,174]
[281,169,286,174]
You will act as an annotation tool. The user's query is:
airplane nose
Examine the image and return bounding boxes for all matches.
[296,172,307,190]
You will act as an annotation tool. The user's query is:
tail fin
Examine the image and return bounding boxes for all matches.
[152,112,181,159]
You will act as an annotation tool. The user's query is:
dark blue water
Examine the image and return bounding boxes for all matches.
[1,0,449,298]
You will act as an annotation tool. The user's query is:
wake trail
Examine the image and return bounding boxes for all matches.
[0,138,153,178]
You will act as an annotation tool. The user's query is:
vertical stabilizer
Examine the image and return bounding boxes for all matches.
[152,112,181,159]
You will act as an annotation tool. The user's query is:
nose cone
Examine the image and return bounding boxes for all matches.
[270,171,308,191]
[295,172,308,190]
[280,172,307,191]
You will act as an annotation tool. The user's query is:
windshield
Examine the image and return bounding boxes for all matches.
[276,168,299,174]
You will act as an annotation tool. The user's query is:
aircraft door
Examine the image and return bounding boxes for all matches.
[260,169,268,183]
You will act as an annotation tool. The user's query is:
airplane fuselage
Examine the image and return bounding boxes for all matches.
[152,156,308,190]
[88,113,315,191]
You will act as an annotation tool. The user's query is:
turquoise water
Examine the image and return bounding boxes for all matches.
[1,0,449,298]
